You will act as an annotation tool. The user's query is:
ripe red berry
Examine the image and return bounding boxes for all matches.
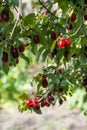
[51,32,57,40]
[57,39,65,48]
[70,13,76,22]
[32,100,39,107]
[19,45,25,52]
[2,52,8,62]
[84,15,87,20]
[26,99,32,107]
[65,39,71,47]
[33,35,40,43]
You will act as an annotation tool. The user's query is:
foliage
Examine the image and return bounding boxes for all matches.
[0,0,87,114]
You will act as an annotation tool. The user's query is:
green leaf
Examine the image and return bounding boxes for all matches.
[42,49,49,62]
[2,63,9,74]
[20,53,30,65]
[18,93,28,100]
[9,0,19,6]
[24,13,35,25]
[36,46,44,61]
[79,52,87,65]
[33,107,42,114]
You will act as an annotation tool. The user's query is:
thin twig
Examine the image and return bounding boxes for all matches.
[10,0,22,39]
[38,0,58,19]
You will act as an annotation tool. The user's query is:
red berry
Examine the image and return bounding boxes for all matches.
[16,58,19,64]
[59,99,63,105]
[70,13,76,22]
[0,14,3,22]
[33,35,40,43]
[26,99,32,107]
[64,51,69,59]
[59,88,64,94]
[58,68,63,73]
[2,11,9,21]
[66,23,73,30]
[19,45,25,52]
[51,32,57,40]
[45,9,50,15]
[57,39,65,48]
[84,0,87,4]
[84,15,87,20]
[42,79,48,88]
[2,52,8,62]
[65,39,71,47]
[32,100,39,107]
[48,95,54,102]
[41,99,49,107]
[10,46,19,58]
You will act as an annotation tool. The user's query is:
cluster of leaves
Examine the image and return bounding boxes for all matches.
[0,0,87,114]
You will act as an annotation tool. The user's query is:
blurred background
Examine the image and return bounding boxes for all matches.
[0,0,87,130]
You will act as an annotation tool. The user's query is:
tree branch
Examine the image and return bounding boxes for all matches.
[38,0,58,19]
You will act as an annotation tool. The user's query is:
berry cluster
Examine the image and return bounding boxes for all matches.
[2,44,25,66]
[57,38,71,48]
[26,93,55,111]
[66,3,87,30]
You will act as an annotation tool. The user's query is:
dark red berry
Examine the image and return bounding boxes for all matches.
[16,58,19,64]
[58,68,63,73]
[59,88,64,94]
[51,32,57,40]
[70,13,76,22]
[33,35,40,43]
[2,52,8,62]
[65,39,71,47]
[0,14,3,22]
[42,79,48,88]
[59,98,63,105]
[26,99,32,107]
[51,49,57,59]
[64,51,69,59]
[19,45,25,52]
[45,9,50,15]
[57,39,65,48]
[41,99,49,107]
[82,77,87,86]
[48,95,54,102]
[84,15,87,20]
[10,46,19,58]
[66,23,73,30]
[84,0,87,4]
[2,11,9,21]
